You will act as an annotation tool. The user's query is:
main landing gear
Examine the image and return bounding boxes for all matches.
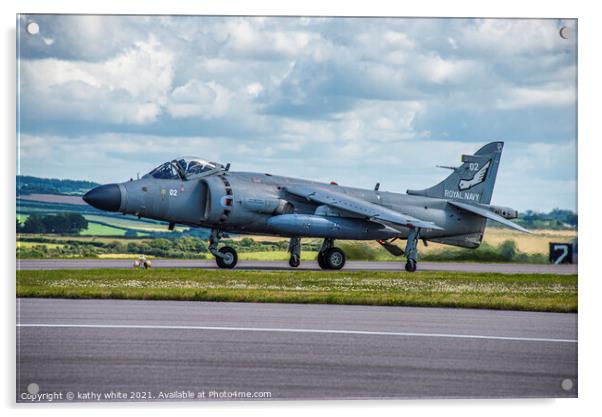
[209,229,238,269]
[317,238,346,270]
[404,227,420,273]
[377,228,422,272]
[288,237,301,267]
[288,237,346,270]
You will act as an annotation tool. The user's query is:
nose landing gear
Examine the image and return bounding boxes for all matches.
[209,229,238,269]
[216,246,238,269]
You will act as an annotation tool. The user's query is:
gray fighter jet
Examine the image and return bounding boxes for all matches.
[83,141,527,271]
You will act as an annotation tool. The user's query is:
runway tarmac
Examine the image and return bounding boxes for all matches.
[17,259,577,274]
[16,298,577,401]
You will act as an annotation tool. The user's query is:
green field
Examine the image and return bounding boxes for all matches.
[17,195,179,236]
[83,215,184,232]
[16,269,577,313]
[16,241,64,249]
[18,211,161,236]
[79,223,127,236]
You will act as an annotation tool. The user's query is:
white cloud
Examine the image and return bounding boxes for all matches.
[496,84,575,110]
[246,82,264,97]
[16,16,577,211]
[418,54,483,84]
[218,19,333,61]
[167,80,233,119]
[20,37,174,124]
[333,100,426,142]
[460,19,574,56]
[384,31,415,49]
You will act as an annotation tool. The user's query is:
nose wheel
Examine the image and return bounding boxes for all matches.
[209,229,238,269]
[215,246,238,269]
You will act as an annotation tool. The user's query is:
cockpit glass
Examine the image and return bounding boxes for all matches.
[145,156,224,179]
[146,162,179,179]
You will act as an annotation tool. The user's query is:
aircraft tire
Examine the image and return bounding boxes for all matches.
[289,255,301,268]
[324,247,346,270]
[405,259,417,272]
[216,246,238,269]
[317,252,327,269]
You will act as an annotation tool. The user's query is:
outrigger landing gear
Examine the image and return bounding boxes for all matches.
[317,238,346,270]
[209,229,238,269]
[288,237,301,268]
[404,227,421,272]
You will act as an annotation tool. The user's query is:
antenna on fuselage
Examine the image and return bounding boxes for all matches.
[436,165,458,171]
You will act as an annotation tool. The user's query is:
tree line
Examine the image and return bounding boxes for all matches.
[17,213,88,234]
[17,175,98,196]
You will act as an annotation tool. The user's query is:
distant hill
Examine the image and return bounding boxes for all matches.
[17,175,99,196]
[488,208,577,230]
[517,208,577,229]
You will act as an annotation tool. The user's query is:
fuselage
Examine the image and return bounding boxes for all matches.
[105,170,486,246]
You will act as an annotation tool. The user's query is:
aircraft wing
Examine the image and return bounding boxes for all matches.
[447,200,530,233]
[284,184,444,231]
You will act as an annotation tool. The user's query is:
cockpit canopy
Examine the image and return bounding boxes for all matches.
[145,156,224,180]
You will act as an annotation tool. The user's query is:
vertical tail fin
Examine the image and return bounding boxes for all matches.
[407,141,504,204]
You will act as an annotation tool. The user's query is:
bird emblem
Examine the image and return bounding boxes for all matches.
[459,160,491,191]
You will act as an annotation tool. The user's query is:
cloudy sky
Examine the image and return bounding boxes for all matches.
[17,15,577,211]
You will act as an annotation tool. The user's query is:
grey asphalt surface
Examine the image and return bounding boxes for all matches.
[16,298,577,402]
[17,259,578,274]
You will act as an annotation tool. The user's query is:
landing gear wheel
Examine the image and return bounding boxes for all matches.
[289,254,301,268]
[405,259,417,272]
[215,246,238,269]
[324,247,346,270]
[317,252,327,269]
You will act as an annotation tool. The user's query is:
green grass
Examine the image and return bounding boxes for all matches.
[16,241,65,249]
[80,223,127,236]
[16,269,577,313]
[83,215,186,232]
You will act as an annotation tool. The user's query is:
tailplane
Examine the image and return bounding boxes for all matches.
[407,141,504,205]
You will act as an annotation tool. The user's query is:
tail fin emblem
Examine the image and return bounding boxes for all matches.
[459,160,491,191]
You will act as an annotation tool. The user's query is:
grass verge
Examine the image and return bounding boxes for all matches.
[16,269,577,313]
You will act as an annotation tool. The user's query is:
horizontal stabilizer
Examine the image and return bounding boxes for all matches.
[447,200,530,233]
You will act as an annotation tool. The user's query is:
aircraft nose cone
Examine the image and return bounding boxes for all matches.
[83,184,121,212]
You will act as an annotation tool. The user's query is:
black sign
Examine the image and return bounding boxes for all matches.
[549,243,573,264]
